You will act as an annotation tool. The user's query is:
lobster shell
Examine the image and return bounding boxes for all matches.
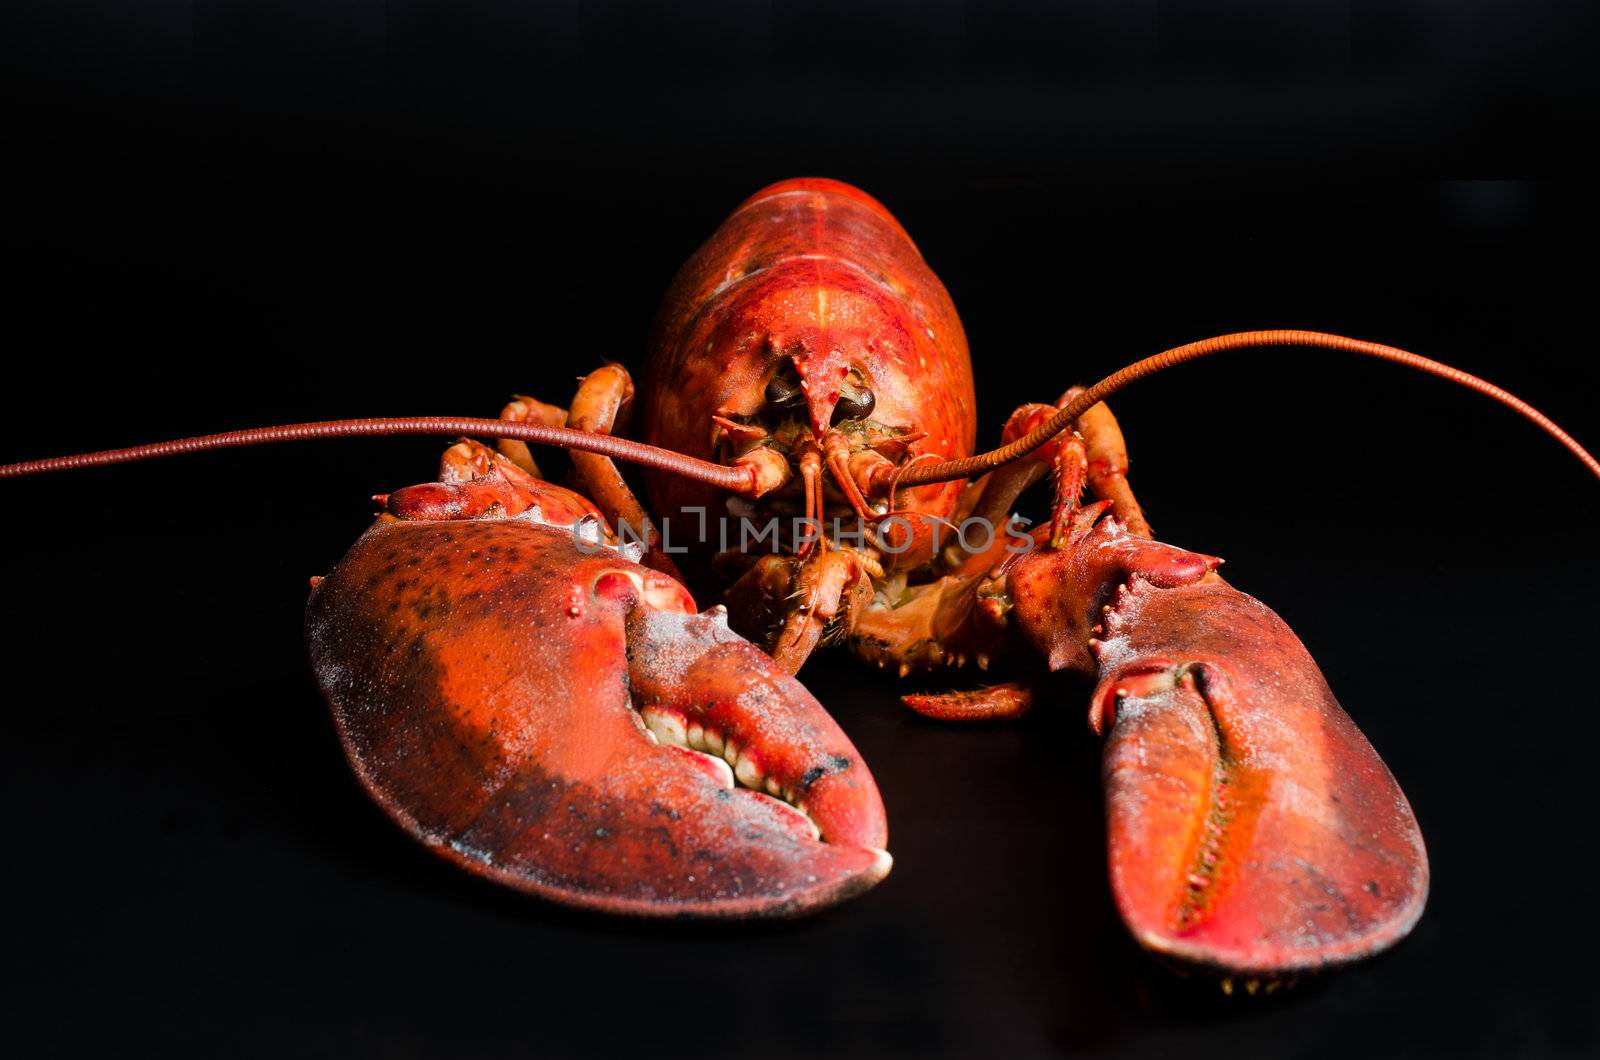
[641,177,975,550]
[306,510,890,916]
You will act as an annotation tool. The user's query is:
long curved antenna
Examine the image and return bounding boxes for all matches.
[0,416,757,492]
[897,330,1600,487]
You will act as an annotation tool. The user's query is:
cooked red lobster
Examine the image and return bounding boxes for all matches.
[5,178,1595,986]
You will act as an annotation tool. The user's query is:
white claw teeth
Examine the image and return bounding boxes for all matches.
[704,751,736,789]
[664,743,735,788]
[734,752,764,789]
[678,747,734,789]
[751,792,822,841]
[642,713,827,839]
[642,708,687,746]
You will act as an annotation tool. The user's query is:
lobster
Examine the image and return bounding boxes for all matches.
[4,178,1596,987]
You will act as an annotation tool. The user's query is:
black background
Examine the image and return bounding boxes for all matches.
[4,4,1598,1057]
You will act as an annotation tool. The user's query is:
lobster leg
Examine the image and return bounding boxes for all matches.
[858,394,1152,686]
[496,394,569,478]
[901,680,1037,722]
[772,548,874,673]
[389,439,591,522]
[725,549,875,674]
[562,365,683,579]
[946,392,1150,573]
[1062,388,1150,538]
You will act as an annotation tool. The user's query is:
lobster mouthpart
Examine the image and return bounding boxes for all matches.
[1091,579,1429,977]
[306,516,889,917]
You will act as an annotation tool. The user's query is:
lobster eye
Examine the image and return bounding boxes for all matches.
[765,372,803,409]
[831,386,876,425]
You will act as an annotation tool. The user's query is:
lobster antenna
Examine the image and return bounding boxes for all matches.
[0,416,757,492]
[897,330,1600,487]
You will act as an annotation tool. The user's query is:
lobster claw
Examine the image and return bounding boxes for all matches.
[306,515,890,917]
[1009,520,1428,976]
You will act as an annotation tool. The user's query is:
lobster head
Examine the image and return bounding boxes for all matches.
[640,178,976,554]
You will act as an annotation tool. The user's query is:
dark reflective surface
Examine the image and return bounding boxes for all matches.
[4,4,1597,1056]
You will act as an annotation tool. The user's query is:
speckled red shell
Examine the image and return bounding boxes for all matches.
[640,178,975,540]
[305,513,890,917]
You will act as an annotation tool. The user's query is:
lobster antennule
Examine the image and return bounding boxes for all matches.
[897,330,1600,486]
[0,416,761,493]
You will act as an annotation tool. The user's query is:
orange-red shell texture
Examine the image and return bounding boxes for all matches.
[1094,580,1428,974]
[641,178,975,536]
[306,515,890,917]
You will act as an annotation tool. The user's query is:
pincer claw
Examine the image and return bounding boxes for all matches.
[1093,579,1428,977]
[1006,516,1427,976]
[306,514,890,918]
